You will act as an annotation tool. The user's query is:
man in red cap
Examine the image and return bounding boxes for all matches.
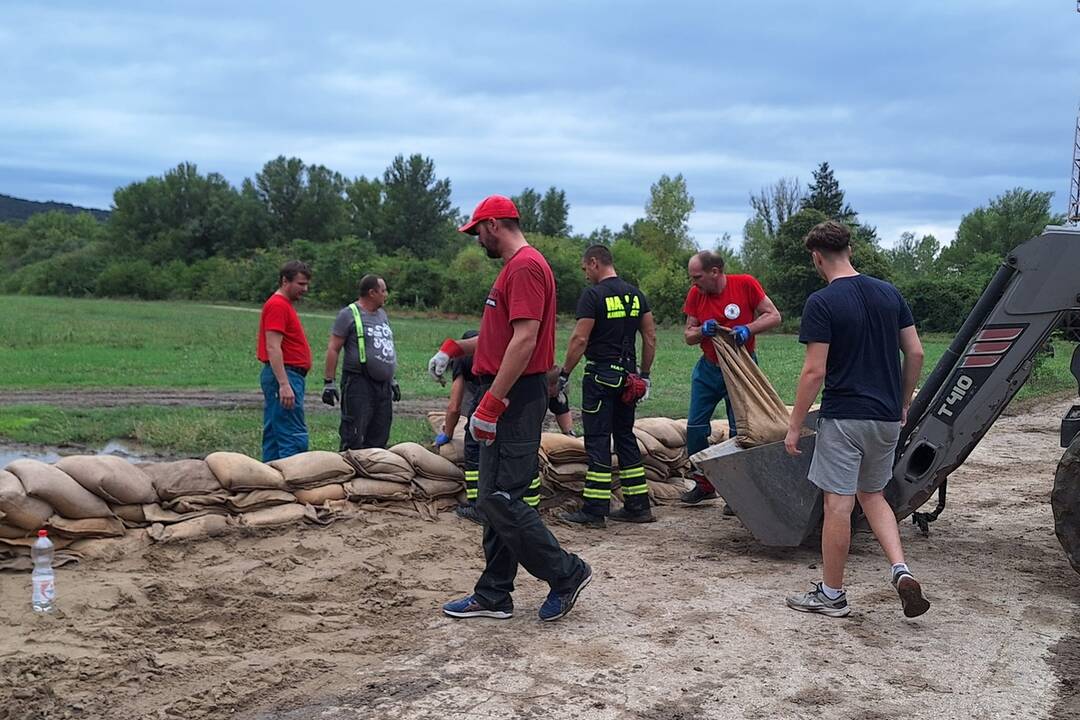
[429,195,592,623]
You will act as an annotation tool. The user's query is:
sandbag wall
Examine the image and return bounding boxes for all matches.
[0,444,466,567]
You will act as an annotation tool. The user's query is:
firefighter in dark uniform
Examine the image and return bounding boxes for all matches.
[556,244,657,528]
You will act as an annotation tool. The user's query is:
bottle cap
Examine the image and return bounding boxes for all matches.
[38,529,47,537]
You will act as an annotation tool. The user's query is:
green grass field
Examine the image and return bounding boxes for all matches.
[0,295,1075,457]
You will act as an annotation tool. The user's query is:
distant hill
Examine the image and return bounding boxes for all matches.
[0,194,111,223]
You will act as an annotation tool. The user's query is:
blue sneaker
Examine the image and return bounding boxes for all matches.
[538,562,592,622]
[442,595,513,619]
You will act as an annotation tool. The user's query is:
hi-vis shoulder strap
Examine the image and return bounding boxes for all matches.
[348,303,366,364]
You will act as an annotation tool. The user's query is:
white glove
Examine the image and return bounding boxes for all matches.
[428,351,451,384]
[641,377,651,402]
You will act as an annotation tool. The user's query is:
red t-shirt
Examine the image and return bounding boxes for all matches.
[682,274,766,362]
[472,245,557,377]
[256,293,312,369]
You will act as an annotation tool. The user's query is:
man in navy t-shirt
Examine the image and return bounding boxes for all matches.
[783,220,930,619]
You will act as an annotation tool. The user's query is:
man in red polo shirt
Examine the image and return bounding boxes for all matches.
[681,250,782,503]
[428,195,592,623]
[256,260,313,461]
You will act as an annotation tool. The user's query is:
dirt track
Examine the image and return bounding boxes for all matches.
[1,398,1079,720]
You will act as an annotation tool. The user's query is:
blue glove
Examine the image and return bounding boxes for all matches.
[434,432,451,447]
[731,325,751,346]
[701,319,720,337]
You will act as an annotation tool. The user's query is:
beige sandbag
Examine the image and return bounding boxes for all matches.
[162,493,230,514]
[710,338,789,447]
[540,433,588,463]
[709,420,730,445]
[634,417,687,448]
[110,504,148,527]
[649,478,693,503]
[268,451,354,489]
[206,452,287,491]
[412,476,464,499]
[294,484,347,504]
[7,459,112,519]
[239,503,307,527]
[0,470,54,531]
[390,443,465,482]
[341,449,414,484]
[633,428,666,458]
[148,514,231,543]
[142,503,226,524]
[346,478,412,501]
[47,514,126,539]
[54,455,158,505]
[140,459,222,500]
[226,489,296,513]
[0,524,31,539]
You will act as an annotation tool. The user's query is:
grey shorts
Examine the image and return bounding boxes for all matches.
[808,418,901,496]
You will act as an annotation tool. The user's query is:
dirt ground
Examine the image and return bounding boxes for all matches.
[2,397,1079,720]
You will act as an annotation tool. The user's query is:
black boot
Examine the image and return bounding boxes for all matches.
[557,509,606,529]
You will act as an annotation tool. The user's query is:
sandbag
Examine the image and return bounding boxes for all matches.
[0,524,31,539]
[239,503,307,527]
[226,489,296,513]
[55,455,158,505]
[206,452,287,491]
[148,515,231,543]
[0,470,54,531]
[708,420,730,445]
[346,478,412,501]
[391,443,464,481]
[294,484,347,504]
[109,504,148,527]
[140,459,223,500]
[268,451,354,489]
[7,459,112,519]
[341,449,414,484]
[540,433,588,463]
[634,417,687,448]
[412,476,464,499]
[47,514,126,539]
[649,478,693,503]
[142,503,226,524]
[710,338,789,447]
[162,493,230,514]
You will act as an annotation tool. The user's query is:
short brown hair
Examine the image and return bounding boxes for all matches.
[358,274,384,297]
[804,220,851,253]
[693,250,725,272]
[279,260,311,284]
[583,244,614,266]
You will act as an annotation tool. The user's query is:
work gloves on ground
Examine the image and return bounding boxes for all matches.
[391,380,401,402]
[469,391,508,445]
[701,319,720,337]
[321,379,339,406]
[428,338,464,385]
[730,324,751,347]
[434,432,451,447]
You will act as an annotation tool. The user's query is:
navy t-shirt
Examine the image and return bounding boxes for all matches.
[798,274,914,421]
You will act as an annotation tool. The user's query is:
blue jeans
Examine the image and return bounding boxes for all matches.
[260,365,309,462]
[687,353,758,457]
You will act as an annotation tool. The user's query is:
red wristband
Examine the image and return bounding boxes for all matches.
[439,338,464,358]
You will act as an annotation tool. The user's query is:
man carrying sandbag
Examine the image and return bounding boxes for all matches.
[428,195,591,623]
[257,260,313,462]
[555,244,657,528]
[321,274,400,451]
[681,250,782,504]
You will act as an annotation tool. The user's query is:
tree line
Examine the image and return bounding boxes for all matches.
[0,155,1064,333]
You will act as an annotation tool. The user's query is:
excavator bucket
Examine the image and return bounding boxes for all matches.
[691,430,822,547]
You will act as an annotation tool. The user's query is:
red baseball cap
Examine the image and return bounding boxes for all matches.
[458,195,520,235]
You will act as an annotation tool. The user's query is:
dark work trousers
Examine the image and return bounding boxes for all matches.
[581,363,648,516]
[339,369,393,451]
[473,373,586,612]
[462,389,480,503]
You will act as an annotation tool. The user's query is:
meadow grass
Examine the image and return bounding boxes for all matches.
[0,295,1075,455]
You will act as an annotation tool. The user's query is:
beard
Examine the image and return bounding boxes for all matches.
[478,235,499,259]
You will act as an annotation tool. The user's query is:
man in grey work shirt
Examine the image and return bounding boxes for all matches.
[322,274,399,450]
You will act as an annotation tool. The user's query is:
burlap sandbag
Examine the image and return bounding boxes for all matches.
[7,459,112,519]
[709,420,730,445]
[341,449,414,484]
[429,412,468,465]
[634,418,687,448]
[206,452,287,492]
[540,433,589,464]
[142,503,226,524]
[294,484,348,504]
[47,514,126,539]
[140,459,223,500]
[239,503,307,527]
[0,470,54,531]
[109,504,148,527]
[649,478,693,503]
[390,443,464,482]
[710,337,789,447]
[162,492,231,514]
[226,489,296,513]
[0,524,31,539]
[55,455,158,505]
[268,451,354,489]
[346,478,413,501]
[148,514,231,543]
[412,476,463,499]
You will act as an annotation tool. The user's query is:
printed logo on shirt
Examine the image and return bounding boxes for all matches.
[485,296,497,308]
[724,303,741,320]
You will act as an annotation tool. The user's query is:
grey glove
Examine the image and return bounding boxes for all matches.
[391,380,401,402]
[322,380,339,406]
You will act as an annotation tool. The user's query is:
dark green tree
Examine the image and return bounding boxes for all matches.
[512,188,542,232]
[644,173,695,258]
[378,154,455,256]
[254,157,348,245]
[801,162,855,222]
[538,186,571,237]
[345,175,384,243]
[887,232,941,283]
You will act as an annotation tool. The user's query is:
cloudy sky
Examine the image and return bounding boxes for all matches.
[3,1,1078,248]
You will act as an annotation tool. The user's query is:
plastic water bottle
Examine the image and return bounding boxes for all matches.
[31,529,55,613]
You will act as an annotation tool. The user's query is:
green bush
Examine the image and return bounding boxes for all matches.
[371,252,447,309]
[640,259,690,324]
[11,243,110,297]
[441,245,499,314]
[528,234,587,314]
[95,259,172,299]
[610,238,653,289]
[896,275,983,333]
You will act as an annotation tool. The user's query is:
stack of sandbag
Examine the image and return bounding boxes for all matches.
[269,451,354,505]
[140,459,230,520]
[7,459,126,541]
[539,433,592,495]
[342,448,414,502]
[204,451,297,514]
[389,442,465,501]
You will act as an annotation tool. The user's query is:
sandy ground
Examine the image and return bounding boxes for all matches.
[2,398,1079,720]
